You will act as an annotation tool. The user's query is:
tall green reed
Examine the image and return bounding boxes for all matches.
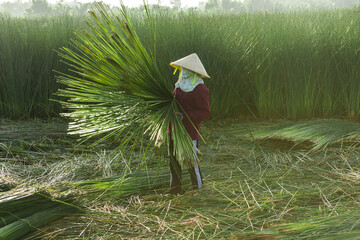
[0,14,82,119]
[138,8,360,120]
[1,8,360,120]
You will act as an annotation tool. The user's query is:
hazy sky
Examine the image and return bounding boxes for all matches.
[0,0,203,8]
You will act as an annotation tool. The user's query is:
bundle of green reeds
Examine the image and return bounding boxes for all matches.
[56,3,194,164]
[251,119,360,150]
[0,192,78,240]
[74,171,170,200]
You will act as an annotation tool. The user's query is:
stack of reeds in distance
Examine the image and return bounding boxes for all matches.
[250,119,360,150]
[56,3,194,165]
[0,191,78,240]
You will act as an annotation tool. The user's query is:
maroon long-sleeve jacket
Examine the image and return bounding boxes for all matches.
[173,84,211,140]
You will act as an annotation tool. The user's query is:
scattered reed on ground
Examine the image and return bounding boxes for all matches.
[3,119,360,239]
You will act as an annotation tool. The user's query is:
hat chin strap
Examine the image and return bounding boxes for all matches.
[173,66,181,75]
[192,73,198,85]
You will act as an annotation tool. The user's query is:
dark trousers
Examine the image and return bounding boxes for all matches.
[169,139,203,193]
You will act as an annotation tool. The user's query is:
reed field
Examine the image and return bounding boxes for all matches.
[2,4,360,239]
[0,14,82,119]
[1,7,360,119]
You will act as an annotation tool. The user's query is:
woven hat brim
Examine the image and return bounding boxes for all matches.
[170,53,210,78]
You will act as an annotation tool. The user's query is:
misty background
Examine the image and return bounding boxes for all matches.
[0,0,359,17]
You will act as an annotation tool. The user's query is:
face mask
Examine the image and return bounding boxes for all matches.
[175,68,204,92]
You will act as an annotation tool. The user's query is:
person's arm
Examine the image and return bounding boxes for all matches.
[173,88,184,119]
[188,84,210,122]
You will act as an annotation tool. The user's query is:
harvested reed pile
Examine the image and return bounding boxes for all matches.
[0,192,78,240]
[73,171,170,201]
[249,119,360,150]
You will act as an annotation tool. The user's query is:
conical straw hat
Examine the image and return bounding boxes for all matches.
[170,53,210,78]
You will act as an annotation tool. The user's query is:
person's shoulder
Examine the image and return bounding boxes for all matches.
[194,84,209,92]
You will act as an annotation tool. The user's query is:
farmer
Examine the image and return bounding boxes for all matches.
[168,53,211,195]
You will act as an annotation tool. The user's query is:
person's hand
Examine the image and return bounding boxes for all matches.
[176,112,183,120]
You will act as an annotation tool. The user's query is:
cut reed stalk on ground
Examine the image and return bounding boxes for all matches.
[2,119,360,238]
